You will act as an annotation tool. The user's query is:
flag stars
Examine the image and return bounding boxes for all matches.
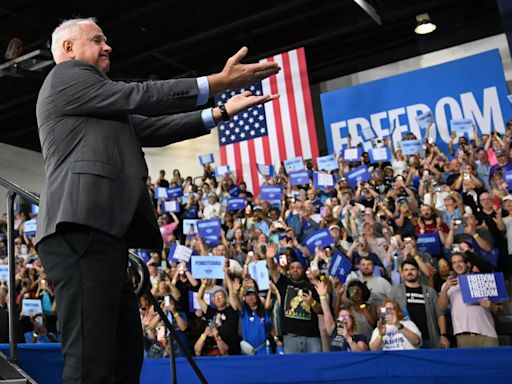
[260,128,266,134]
[238,120,244,126]
[250,130,256,136]
[243,112,249,118]
[229,122,235,128]
[240,133,246,138]
[233,115,239,121]
[221,94,227,99]
[255,90,261,96]
[255,123,260,128]
[231,135,236,140]
[248,118,254,123]
[252,110,258,116]
[250,85,256,91]
[244,125,250,131]
[235,128,240,133]
[258,115,264,121]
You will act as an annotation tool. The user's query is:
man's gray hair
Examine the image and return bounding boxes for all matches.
[50,17,97,59]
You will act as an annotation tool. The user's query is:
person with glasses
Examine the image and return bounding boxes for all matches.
[369,299,422,350]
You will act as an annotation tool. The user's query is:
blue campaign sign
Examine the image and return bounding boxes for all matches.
[191,256,225,279]
[313,172,335,189]
[341,147,362,162]
[197,218,222,247]
[188,291,214,312]
[289,170,310,186]
[401,139,423,155]
[321,50,512,156]
[459,272,508,304]
[284,156,304,172]
[416,110,435,129]
[304,228,334,254]
[317,154,338,171]
[417,233,441,255]
[369,147,392,163]
[260,185,283,201]
[228,185,241,196]
[24,219,37,237]
[345,165,371,189]
[226,197,246,211]
[166,187,183,199]
[505,171,512,191]
[328,250,353,284]
[168,243,193,263]
[215,165,230,177]
[155,187,168,199]
[257,163,275,177]
[163,200,180,213]
[136,249,150,262]
[198,153,214,165]
[31,204,39,216]
[450,119,473,136]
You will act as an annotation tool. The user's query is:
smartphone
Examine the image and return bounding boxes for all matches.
[463,173,470,181]
[380,307,389,324]
[423,170,429,176]
[157,326,166,341]
[390,236,398,248]
[320,207,327,217]
[310,260,319,271]
[35,316,44,325]
[164,295,171,307]
[449,271,458,279]
[161,260,167,270]
[279,254,288,267]
[208,319,215,329]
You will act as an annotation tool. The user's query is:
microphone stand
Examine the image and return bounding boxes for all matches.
[128,253,207,384]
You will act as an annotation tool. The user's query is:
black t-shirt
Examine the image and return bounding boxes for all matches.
[329,332,367,352]
[176,279,198,314]
[276,275,320,337]
[405,285,429,341]
[206,306,241,355]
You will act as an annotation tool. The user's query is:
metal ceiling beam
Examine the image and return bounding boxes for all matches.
[353,0,382,26]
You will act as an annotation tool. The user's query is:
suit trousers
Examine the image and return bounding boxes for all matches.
[38,224,143,384]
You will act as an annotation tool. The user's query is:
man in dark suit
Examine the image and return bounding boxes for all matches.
[35,17,279,384]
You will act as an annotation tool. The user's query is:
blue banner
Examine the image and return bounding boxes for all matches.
[226,197,246,211]
[416,233,441,255]
[313,172,335,189]
[321,50,512,156]
[369,147,392,163]
[155,187,168,199]
[345,165,371,189]
[228,185,241,196]
[505,171,512,191]
[459,272,508,304]
[197,218,222,247]
[166,187,183,199]
[328,250,353,284]
[289,170,310,186]
[191,256,225,279]
[31,204,39,216]
[317,154,338,171]
[24,219,37,238]
[168,243,193,263]
[284,156,304,172]
[260,185,283,200]
[341,147,362,162]
[215,165,230,177]
[163,200,180,213]
[450,119,474,136]
[304,228,334,254]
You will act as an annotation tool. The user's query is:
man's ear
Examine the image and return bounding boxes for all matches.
[63,40,74,57]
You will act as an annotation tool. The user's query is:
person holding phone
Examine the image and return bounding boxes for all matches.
[369,300,422,351]
[438,253,500,348]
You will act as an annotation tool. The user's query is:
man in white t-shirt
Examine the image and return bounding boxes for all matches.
[345,257,392,305]
[438,253,500,348]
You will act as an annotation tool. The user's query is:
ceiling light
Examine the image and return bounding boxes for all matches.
[414,13,437,35]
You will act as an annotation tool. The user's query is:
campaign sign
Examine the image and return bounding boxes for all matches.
[505,171,512,191]
[31,204,39,216]
[459,272,508,304]
[168,243,193,263]
[166,187,184,199]
[183,219,198,235]
[416,233,441,255]
[155,187,168,199]
[317,154,338,171]
[188,291,213,312]
[226,197,246,211]
[248,260,270,291]
[322,50,512,156]
[228,185,241,197]
[163,200,180,213]
[369,147,392,163]
[260,185,283,201]
[416,110,435,130]
[215,165,230,177]
[328,250,353,284]
[24,219,37,238]
[345,165,371,189]
[22,299,42,317]
[289,170,310,186]
[197,218,222,247]
[313,172,335,189]
[0,265,8,282]
[136,249,150,263]
[191,256,225,279]
[450,119,473,136]
[401,139,423,155]
[257,163,275,177]
[304,228,334,254]
[198,153,214,165]
[284,156,305,172]
[341,147,362,162]
[361,125,376,141]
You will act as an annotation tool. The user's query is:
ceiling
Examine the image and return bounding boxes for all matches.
[0,0,505,152]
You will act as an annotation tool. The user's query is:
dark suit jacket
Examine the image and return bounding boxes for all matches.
[35,60,210,249]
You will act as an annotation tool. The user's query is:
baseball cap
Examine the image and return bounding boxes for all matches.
[502,195,512,202]
[328,224,340,231]
[495,148,506,157]
[244,288,258,296]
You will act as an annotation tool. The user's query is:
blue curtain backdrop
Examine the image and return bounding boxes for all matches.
[2,344,512,384]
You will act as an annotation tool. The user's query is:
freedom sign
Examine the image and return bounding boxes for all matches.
[322,50,512,156]
[304,228,334,254]
[328,250,353,284]
[458,272,508,304]
[197,218,222,247]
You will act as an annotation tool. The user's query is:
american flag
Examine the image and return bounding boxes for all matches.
[215,47,319,196]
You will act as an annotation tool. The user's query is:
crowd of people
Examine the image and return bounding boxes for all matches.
[1,125,512,357]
